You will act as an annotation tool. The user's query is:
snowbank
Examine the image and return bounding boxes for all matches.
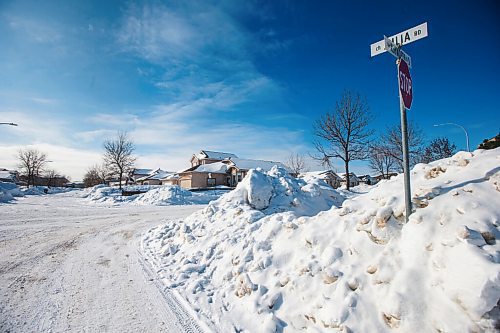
[143,150,500,332]
[0,182,23,203]
[22,186,72,195]
[84,184,226,206]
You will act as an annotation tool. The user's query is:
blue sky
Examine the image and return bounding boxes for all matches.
[0,0,498,180]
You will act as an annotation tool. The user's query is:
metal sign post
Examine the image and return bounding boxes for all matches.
[398,59,412,222]
[370,23,428,222]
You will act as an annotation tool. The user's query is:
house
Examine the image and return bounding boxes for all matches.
[65,181,85,189]
[178,151,289,189]
[478,133,500,150]
[18,174,69,187]
[190,150,238,167]
[129,168,157,183]
[338,172,360,188]
[159,173,180,186]
[299,170,342,189]
[359,175,378,185]
[374,173,398,181]
[135,169,176,186]
[0,169,19,183]
[178,161,229,189]
[223,158,289,187]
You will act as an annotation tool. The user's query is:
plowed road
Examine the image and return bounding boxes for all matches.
[0,191,207,333]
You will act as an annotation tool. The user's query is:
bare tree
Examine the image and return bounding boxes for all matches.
[313,90,373,190]
[83,164,109,188]
[44,169,58,188]
[369,143,398,179]
[378,122,425,171]
[421,137,457,163]
[17,148,47,187]
[96,163,109,184]
[286,153,309,176]
[103,132,136,190]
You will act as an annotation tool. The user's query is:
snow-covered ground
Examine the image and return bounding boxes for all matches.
[143,149,500,332]
[83,184,227,206]
[0,191,209,332]
[2,149,499,332]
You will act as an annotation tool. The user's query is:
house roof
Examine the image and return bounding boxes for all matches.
[338,172,360,181]
[226,158,288,172]
[131,168,156,176]
[193,162,228,174]
[300,170,341,180]
[135,169,174,181]
[196,150,238,160]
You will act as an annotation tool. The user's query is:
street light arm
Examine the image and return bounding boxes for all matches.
[433,122,470,152]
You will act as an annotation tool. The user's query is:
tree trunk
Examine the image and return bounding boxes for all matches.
[118,170,123,190]
[345,160,350,191]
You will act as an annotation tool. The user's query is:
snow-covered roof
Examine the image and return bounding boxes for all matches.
[300,170,341,180]
[135,169,172,182]
[227,158,288,172]
[193,162,228,174]
[147,171,176,180]
[196,150,238,160]
[132,168,156,176]
[338,172,359,181]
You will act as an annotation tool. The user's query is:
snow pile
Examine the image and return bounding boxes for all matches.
[0,182,24,203]
[22,186,72,195]
[84,184,226,206]
[143,149,500,332]
[202,166,346,221]
[84,184,126,203]
[134,186,193,205]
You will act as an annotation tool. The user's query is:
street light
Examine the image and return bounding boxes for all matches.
[0,122,18,126]
[433,122,470,152]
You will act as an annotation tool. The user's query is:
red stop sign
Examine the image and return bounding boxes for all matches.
[398,59,412,109]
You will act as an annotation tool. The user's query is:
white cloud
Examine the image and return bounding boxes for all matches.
[6,14,63,44]
[0,143,101,181]
[0,109,71,146]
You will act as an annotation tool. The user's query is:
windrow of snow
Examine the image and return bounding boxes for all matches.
[143,149,500,332]
[0,182,23,203]
[84,184,226,206]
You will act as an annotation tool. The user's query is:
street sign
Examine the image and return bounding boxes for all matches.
[370,22,428,57]
[370,24,428,222]
[385,36,412,67]
[398,59,412,109]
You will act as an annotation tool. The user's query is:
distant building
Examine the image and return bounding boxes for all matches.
[224,158,288,187]
[478,133,500,150]
[338,172,360,188]
[129,168,157,183]
[178,162,229,189]
[18,174,69,187]
[359,175,378,185]
[135,169,176,186]
[190,150,239,167]
[374,173,399,181]
[0,169,19,184]
[299,170,342,189]
[178,150,288,189]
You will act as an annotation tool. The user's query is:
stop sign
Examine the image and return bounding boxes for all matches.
[398,59,412,109]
